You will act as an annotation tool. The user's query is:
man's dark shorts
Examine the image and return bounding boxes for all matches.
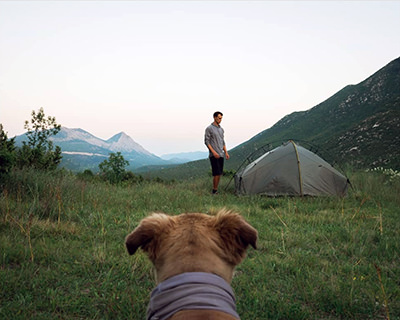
[209,156,224,176]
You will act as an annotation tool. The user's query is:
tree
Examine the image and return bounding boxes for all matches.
[0,124,16,177]
[99,152,129,183]
[17,108,62,170]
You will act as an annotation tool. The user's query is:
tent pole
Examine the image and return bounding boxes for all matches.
[290,140,304,196]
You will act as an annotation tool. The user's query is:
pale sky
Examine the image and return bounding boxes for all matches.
[1,1,399,156]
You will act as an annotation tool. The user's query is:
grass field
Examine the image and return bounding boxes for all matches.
[1,168,399,319]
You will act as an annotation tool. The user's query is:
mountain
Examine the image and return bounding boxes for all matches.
[14,127,208,172]
[147,56,400,180]
[232,56,400,170]
[15,127,170,172]
[106,131,152,155]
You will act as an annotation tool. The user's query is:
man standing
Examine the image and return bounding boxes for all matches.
[204,111,230,194]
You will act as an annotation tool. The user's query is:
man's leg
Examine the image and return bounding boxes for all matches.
[213,175,221,191]
[210,156,224,194]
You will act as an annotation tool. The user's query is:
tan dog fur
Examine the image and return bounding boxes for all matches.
[125,209,258,320]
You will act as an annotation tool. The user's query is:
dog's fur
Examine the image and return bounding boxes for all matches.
[125,209,257,320]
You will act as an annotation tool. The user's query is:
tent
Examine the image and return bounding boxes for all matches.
[234,140,349,196]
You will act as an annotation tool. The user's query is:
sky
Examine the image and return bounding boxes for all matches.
[1,1,399,156]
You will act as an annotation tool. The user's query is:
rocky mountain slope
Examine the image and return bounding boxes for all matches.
[149,56,400,180]
[15,127,168,171]
[232,56,400,170]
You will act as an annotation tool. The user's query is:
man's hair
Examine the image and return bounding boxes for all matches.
[213,111,223,118]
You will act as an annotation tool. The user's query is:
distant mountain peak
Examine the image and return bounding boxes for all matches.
[107,131,151,155]
[45,127,152,156]
[14,126,197,172]
[53,127,106,147]
[107,131,128,142]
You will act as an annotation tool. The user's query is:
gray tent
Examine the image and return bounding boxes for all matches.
[234,140,349,196]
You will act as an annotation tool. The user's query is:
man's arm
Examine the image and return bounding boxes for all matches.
[223,145,230,160]
[207,143,220,159]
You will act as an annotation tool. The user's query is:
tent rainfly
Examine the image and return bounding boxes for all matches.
[234,140,349,197]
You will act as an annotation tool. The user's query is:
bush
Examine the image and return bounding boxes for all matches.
[0,124,16,179]
[16,108,62,170]
[98,152,129,184]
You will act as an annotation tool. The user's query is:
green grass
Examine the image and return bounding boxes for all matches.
[1,168,399,319]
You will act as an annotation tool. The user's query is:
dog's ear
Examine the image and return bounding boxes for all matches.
[214,209,258,265]
[125,213,173,260]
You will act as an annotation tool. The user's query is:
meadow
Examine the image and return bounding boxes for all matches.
[0,168,399,320]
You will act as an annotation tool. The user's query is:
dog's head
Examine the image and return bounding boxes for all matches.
[125,209,257,283]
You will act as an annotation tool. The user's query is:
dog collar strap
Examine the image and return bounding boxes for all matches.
[147,272,240,320]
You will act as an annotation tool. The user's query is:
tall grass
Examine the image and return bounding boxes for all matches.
[1,168,399,319]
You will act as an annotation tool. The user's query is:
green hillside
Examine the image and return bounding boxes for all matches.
[147,57,400,180]
[235,57,400,168]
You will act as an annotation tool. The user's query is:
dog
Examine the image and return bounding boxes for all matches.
[125,209,258,320]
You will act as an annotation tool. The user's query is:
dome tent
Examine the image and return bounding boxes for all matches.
[234,140,349,196]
